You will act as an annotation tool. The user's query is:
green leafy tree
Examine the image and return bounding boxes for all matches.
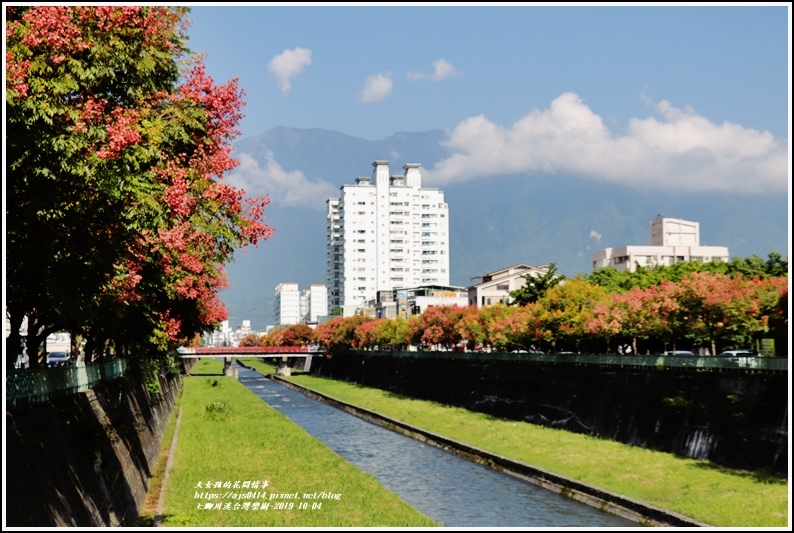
[538,277,608,353]
[509,263,565,306]
[726,253,789,279]
[376,316,413,351]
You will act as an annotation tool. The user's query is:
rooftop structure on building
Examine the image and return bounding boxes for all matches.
[327,160,450,316]
[591,215,730,273]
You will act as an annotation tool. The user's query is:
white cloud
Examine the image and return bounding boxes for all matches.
[359,71,393,104]
[228,152,337,210]
[423,92,788,194]
[268,47,312,94]
[407,58,462,82]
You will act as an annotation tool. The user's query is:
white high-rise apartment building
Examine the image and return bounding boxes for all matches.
[327,161,449,315]
[301,284,328,324]
[274,282,301,326]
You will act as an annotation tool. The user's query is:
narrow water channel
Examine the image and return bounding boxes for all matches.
[237,366,636,527]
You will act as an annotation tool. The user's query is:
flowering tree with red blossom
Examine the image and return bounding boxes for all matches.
[410,305,468,350]
[478,303,521,352]
[277,323,315,347]
[352,318,383,350]
[312,315,372,357]
[589,286,656,355]
[674,272,785,355]
[239,334,263,347]
[6,6,273,367]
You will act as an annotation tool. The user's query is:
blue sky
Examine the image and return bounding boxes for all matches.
[185,4,790,197]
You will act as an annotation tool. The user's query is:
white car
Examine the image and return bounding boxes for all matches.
[719,349,756,357]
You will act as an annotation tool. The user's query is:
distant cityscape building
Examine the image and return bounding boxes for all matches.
[202,319,267,347]
[591,215,730,273]
[274,282,301,326]
[372,285,468,319]
[468,264,553,307]
[327,160,450,316]
[275,282,329,326]
[204,319,231,346]
[301,284,329,324]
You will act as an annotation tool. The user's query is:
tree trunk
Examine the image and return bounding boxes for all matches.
[71,332,85,363]
[26,314,54,369]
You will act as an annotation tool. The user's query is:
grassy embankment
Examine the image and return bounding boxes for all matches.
[138,358,438,527]
[239,357,789,528]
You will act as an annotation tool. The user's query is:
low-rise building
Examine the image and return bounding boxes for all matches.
[468,264,552,307]
[372,285,468,318]
[591,215,729,273]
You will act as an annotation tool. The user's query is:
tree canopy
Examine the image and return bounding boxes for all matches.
[585,253,789,294]
[6,6,274,367]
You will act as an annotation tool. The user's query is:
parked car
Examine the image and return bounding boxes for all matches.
[46,351,70,367]
[663,350,695,356]
[718,349,756,357]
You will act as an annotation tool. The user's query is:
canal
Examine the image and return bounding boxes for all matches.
[237,365,636,527]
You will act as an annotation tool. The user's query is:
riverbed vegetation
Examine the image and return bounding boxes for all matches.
[238,358,788,528]
[146,358,438,527]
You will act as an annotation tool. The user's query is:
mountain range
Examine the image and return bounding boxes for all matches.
[221,127,790,330]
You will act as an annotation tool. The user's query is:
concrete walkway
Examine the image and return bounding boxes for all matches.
[153,406,182,527]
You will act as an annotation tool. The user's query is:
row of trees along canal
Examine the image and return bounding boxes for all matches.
[239,257,788,357]
[6,6,275,372]
[5,7,787,370]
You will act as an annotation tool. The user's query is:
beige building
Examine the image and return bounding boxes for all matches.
[468,264,552,308]
[591,215,729,273]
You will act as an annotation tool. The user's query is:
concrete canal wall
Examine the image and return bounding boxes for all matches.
[311,352,788,476]
[5,371,181,527]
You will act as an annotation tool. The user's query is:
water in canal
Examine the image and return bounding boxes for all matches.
[237,366,636,527]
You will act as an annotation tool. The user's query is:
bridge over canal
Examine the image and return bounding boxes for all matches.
[179,345,324,376]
